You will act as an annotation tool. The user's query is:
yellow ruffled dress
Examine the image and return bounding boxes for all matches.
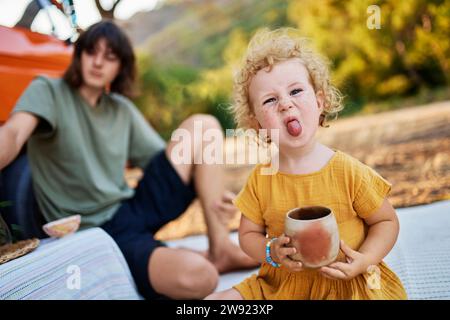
[233,150,407,300]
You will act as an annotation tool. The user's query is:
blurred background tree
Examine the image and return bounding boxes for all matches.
[94,0,123,19]
[288,0,450,115]
[128,0,290,137]
[117,0,449,137]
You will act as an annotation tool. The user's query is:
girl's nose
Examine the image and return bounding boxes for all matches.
[278,96,293,112]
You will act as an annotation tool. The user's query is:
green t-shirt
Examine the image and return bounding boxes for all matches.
[13,76,166,228]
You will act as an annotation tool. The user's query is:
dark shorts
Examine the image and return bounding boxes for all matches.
[100,150,196,299]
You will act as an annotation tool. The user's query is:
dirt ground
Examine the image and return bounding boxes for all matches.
[151,101,450,241]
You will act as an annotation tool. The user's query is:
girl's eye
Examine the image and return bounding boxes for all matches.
[263,97,276,105]
[291,88,303,96]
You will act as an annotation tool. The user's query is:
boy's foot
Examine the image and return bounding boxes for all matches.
[208,242,260,274]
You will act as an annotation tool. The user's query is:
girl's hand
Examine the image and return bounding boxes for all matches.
[271,234,303,272]
[319,240,370,281]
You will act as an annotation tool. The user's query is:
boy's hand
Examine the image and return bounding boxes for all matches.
[319,240,370,281]
[214,190,238,224]
[271,234,303,272]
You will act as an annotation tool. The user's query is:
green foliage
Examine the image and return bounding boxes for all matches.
[288,0,450,108]
[0,201,12,208]
[132,0,450,138]
[135,57,203,140]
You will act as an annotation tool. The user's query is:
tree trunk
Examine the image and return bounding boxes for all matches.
[15,1,40,28]
[94,0,122,20]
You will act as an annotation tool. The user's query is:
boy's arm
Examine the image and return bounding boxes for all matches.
[0,112,39,170]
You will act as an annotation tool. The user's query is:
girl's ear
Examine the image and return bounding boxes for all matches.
[316,90,325,113]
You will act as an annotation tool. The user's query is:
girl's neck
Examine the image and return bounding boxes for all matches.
[78,85,104,108]
[278,141,335,175]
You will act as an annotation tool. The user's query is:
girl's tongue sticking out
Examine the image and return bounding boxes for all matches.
[286,119,302,137]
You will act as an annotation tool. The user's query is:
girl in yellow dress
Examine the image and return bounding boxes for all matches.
[206,28,407,300]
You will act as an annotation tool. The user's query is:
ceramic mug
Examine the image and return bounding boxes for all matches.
[284,206,340,268]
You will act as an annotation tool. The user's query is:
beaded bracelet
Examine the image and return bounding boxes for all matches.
[265,238,281,268]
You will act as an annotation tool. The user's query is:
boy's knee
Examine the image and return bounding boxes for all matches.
[187,114,222,131]
[177,259,219,299]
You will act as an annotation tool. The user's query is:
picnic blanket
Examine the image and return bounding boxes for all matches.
[0,228,140,300]
[1,200,448,299]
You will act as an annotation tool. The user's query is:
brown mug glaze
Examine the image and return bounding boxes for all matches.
[284,206,340,268]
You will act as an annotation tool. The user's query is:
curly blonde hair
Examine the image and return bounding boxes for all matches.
[232,28,344,130]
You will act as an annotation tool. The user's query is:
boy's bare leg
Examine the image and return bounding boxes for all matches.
[149,247,219,299]
[148,114,258,299]
[165,114,258,272]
